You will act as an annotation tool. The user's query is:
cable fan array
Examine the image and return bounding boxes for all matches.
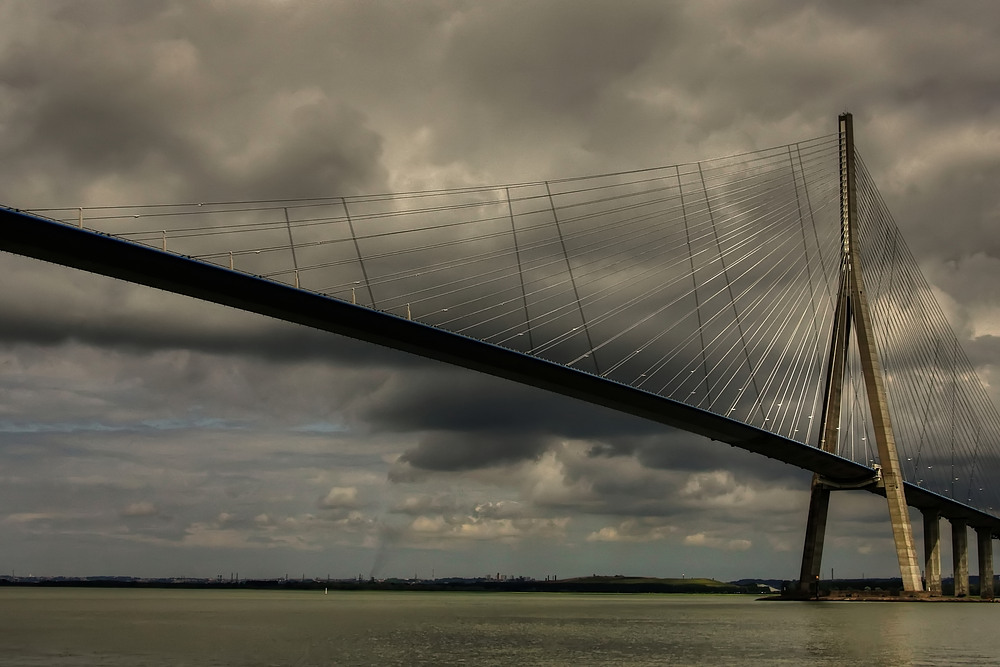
[27,132,1000,516]
[854,157,1000,513]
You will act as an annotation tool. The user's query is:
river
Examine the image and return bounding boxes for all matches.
[1,588,998,665]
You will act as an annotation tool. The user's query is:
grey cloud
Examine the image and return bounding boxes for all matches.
[965,335,1000,370]
[0,2,389,206]
[389,494,463,517]
[1,0,999,580]
[892,159,1000,263]
[588,433,814,488]
[357,366,663,437]
[522,442,810,525]
[316,486,361,510]
[443,1,671,114]
[398,431,551,472]
[365,366,705,473]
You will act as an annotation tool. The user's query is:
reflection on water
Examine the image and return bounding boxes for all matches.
[1,588,999,665]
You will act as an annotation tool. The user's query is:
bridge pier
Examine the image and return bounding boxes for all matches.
[922,510,942,596]
[952,519,969,597]
[976,527,994,600]
[797,479,831,596]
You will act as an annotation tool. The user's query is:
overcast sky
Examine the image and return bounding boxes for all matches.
[1,1,999,582]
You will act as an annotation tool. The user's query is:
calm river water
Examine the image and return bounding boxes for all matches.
[1,588,998,665]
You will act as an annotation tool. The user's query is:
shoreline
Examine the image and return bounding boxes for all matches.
[761,594,999,603]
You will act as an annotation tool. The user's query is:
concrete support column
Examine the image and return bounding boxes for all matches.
[951,519,969,597]
[797,480,831,596]
[977,527,994,600]
[922,510,942,596]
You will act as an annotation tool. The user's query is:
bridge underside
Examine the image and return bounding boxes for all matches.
[2,208,999,536]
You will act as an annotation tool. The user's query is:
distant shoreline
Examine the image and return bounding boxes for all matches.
[17,575,976,597]
[0,575,765,595]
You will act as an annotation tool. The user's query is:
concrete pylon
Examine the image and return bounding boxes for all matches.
[797,270,851,595]
[796,114,923,595]
[922,510,942,595]
[977,528,994,600]
[952,519,969,597]
[797,483,832,596]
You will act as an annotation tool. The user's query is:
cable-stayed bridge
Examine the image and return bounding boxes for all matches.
[2,115,998,597]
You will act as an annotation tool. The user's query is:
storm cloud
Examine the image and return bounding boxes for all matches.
[0,1,998,582]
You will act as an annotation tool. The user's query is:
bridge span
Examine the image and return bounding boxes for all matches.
[4,117,1000,596]
[2,206,998,577]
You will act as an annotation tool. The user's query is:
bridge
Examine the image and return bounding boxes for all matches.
[3,114,999,597]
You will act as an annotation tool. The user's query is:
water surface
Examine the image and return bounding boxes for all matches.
[1,588,997,665]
